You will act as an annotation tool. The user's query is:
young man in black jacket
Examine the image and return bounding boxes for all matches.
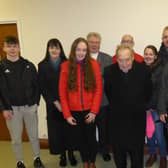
[0,36,44,168]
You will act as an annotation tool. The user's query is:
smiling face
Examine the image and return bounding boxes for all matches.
[144,48,157,66]
[48,45,61,61]
[75,41,87,61]
[117,47,134,73]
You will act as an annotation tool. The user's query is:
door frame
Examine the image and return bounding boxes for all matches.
[0,19,23,55]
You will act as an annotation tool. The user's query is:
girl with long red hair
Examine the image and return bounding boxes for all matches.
[59,37,102,168]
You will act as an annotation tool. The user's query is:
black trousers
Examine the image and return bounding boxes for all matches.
[66,110,97,162]
[47,119,67,154]
[95,105,109,154]
[113,144,144,168]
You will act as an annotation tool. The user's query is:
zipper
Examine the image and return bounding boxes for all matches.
[80,64,84,110]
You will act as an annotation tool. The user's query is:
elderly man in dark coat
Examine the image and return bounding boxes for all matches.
[104,44,152,168]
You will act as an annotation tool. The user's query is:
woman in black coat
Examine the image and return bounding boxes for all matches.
[104,45,152,168]
[144,45,167,168]
[38,39,77,167]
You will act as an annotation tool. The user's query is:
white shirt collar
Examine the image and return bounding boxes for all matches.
[91,52,99,60]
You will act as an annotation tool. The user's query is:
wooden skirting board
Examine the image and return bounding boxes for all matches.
[40,139,49,149]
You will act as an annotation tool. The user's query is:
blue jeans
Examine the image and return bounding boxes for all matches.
[147,110,167,157]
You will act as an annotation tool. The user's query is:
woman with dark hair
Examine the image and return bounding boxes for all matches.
[144,45,167,168]
[59,37,102,168]
[38,39,77,167]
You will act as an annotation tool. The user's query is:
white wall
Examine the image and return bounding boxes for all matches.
[0,0,168,138]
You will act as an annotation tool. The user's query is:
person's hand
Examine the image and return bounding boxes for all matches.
[3,110,13,120]
[53,100,62,112]
[160,114,168,123]
[85,112,96,124]
[66,116,77,125]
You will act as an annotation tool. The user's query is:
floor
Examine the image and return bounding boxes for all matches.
[0,141,162,168]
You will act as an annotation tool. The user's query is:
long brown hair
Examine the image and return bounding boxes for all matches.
[68,37,96,91]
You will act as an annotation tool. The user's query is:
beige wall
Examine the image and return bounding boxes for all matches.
[0,0,168,138]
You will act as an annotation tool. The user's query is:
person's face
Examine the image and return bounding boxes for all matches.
[121,36,134,48]
[88,36,100,53]
[162,29,168,48]
[117,49,133,73]
[144,48,157,66]
[49,45,61,60]
[3,43,20,57]
[75,41,87,61]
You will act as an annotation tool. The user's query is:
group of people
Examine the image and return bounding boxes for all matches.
[1,26,168,168]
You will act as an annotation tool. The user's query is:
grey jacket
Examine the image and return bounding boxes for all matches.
[97,51,112,106]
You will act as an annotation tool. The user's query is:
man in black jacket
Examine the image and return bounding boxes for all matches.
[0,36,44,168]
[157,27,168,157]
[158,26,168,122]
